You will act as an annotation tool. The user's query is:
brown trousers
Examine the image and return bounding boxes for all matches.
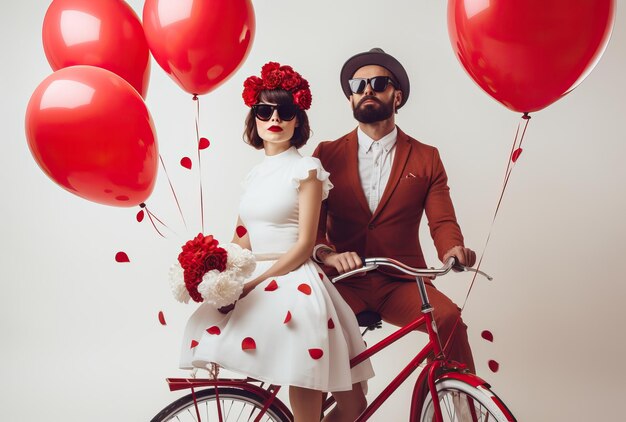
[335,271,475,373]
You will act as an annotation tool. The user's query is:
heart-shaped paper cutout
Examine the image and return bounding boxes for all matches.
[264,280,278,291]
[242,337,256,350]
[180,157,192,169]
[190,340,199,348]
[328,318,335,329]
[198,137,210,150]
[297,284,312,295]
[236,225,247,238]
[207,326,221,335]
[284,311,292,324]
[308,348,324,360]
[115,251,130,262]
[481,330,494,342]
[158,311,166,326]
[136,209,145,222]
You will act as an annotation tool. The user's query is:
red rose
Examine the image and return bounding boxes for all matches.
[242,76,263,106]
[293,88,312,110]
[204,247,227,272]
[264,69,284,89]
[281,71,301,91]
[261,62,280,80]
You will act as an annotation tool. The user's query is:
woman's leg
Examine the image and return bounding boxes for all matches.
[322,383,367,422]
[290,386,323,422]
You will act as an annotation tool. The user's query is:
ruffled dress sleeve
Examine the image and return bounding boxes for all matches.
[291,156,333,200]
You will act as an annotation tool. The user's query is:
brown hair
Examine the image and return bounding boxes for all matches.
[243,89,311,150]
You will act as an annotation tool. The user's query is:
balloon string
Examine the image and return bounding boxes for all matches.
[159,154,187,229]
[142,203,167,238]
[193,95,205,234]
[441,113,532,357]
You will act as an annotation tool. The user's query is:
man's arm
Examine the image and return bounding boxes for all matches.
[425,148,475,266]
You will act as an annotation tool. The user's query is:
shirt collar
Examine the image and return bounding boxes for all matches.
[357,126,398,153]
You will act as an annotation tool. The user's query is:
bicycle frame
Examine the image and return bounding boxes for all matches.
[162,267,504,422]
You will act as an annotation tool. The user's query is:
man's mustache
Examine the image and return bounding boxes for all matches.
[356,96,383,108]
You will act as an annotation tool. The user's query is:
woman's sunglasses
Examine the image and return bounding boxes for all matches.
[252,104,298,121]
[348,76,396,94]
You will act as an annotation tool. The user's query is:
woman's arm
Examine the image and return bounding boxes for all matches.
[241,170,322,295]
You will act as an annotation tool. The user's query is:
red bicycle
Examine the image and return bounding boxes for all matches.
[151,257,516,421]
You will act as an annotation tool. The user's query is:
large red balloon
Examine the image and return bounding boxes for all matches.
[25,66,158,207]
[143,0,255,96]
[448,0,615,113]
[43,0,151,98]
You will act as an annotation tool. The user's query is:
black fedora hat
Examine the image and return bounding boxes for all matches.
[340,47,410,108]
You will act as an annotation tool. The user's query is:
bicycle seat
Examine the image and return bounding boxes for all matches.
[356,311,382,328]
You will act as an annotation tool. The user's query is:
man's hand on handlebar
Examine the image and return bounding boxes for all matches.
[443,245,476,267]
[320,250,362,274]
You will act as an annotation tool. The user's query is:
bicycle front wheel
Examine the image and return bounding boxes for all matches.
[151,386,291,422]
[419,379,515,422]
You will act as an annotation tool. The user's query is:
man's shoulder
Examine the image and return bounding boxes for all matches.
[313,129,357,157]
[397,127,438,154]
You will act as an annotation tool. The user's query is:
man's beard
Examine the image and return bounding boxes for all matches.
[353,96,394,123]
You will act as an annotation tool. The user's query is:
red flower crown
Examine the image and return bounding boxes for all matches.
[242,62,312,110]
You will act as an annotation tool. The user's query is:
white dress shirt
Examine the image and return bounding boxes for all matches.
[357,126,398,213]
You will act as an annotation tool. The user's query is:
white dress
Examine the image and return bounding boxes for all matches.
[180,146,374,392]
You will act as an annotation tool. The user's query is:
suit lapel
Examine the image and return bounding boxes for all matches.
[371,128,411,222]
[343,130,372,217]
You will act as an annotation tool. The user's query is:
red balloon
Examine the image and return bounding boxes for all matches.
[143,0,255,96]
[25,66,158,207]
[43,0,151,98]
[448,0,615,113]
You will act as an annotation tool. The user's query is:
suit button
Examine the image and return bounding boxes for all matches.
[368,224,376,230]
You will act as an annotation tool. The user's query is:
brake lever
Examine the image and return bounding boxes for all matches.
[454,265,493,281]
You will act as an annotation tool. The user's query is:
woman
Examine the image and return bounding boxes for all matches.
[180,62,373,422]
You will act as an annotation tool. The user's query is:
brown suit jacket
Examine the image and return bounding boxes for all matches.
[312,127,464,277]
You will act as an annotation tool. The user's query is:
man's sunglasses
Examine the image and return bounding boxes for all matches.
[348,76,396,94]
[251,104,298,121]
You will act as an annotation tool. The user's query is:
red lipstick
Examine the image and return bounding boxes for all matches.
[268,125,283,132]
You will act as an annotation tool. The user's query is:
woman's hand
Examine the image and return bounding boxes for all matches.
[218,279,263,314]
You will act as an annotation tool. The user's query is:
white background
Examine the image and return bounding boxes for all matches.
[2,1,625,420]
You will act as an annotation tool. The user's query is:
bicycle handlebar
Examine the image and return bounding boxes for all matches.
[331,257,493,283]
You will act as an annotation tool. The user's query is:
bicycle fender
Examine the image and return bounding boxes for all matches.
[436,371,491,389]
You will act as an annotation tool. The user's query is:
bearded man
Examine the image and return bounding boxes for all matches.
[313,48,477,421]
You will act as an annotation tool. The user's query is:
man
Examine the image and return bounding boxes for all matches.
[313,48,476,420]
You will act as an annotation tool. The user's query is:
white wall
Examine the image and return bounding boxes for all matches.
[2,1,625,420]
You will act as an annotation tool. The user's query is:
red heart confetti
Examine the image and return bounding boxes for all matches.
[318,273,324,280]
[264,280,278,291]
[488,360,500,373]
[511,148,523,163]
[236,225,247,237]
[190,340,199,348]
[242,337,256,350]
[198,137,210,150]
[158,311,166,326]
[115,252,130,263]
[284,311,292,324]
[136,209,145,222]
[328,318,335,329]
[180,157,192,169]
[207,326,221,335]
[481,330,494,342]
[308,348,324,360]
[298,284,312,295]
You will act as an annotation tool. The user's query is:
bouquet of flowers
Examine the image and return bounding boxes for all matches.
[169,233,256,308]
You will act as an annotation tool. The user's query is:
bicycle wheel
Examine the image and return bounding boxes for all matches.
[151,386,291,422]
[419,379,515,422]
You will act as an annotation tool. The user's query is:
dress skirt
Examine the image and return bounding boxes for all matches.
[180,258,374,392]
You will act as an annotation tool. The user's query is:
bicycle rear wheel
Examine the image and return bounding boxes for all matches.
[151,386,291,422]
[419,379,515,422]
